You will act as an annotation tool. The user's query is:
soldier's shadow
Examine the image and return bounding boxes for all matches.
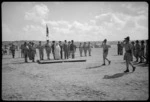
[86,65,104,69]
[103,72,132,79]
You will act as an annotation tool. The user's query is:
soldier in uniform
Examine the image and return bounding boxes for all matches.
[45,40,51,60]
[145,40,149,64]
[79,43,83,57]
[123,37,136,73]
[37,41,44,60]
[59,41,63,59]
[23,42,29,62]
[68,41,71,58]
[87,42,92,56]
[83,42,88,56]
[51,41,55,59]
[131,41,136,61]
[135,40,140,62]
[70,40,76,59]
[101,39,111,65]
[139,40,145,63]
[117,42,121,55]
[20,44,24,58]
[10,43,16,58]
[63,40,69,59]
[30,42,36,62]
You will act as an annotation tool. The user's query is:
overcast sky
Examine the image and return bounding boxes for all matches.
[2,2,148,41]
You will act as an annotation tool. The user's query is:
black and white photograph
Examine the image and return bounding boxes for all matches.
[2,1,149,100]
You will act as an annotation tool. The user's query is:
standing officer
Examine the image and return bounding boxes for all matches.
[79,43,83,57]
[87,42,92,56]
[37,41,44,60]
[45,40,51,60]
[135,40,140,62]
[83,42,88,56]
[59,41,63,59]
[23,42,29,63]
[51,41,55,59]
[70,40,76,59]
[63,40,69,59]
[10,43,16,58]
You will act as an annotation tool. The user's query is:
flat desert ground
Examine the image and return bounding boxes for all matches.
[2,45,149,100]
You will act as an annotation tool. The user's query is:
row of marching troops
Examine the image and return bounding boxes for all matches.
[117,39,149,64]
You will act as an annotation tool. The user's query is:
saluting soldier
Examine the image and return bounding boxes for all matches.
[10,43,16,58]
[87,42,92,56]
[45,40,51,60]
[79,43,83,57]
[37,41,44,60]
[123,37,136,73]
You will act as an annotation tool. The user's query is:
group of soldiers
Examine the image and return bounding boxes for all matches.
[117,39,149,64]
[20,40,77,62]
[121,37,149,73]
[79,42,92,57]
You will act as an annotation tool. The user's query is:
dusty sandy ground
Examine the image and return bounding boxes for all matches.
[2,45,149,100]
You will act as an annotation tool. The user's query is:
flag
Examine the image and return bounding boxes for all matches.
[46,24,49,37]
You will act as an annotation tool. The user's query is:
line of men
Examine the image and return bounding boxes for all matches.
[79,42,92,57]
[131,40,149,64]
[20,40,77,62]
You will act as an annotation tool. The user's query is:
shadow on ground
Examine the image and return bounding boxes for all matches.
[103,72,132,79]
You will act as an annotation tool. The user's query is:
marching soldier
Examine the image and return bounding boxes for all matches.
[10,43,16,58]
[101,39,111,65]
[37,41,44,60]
[45,40,51,60]
[123,37,136,73]
[79,43,83,57]
[117,42,121,55]
[87,42,92,56]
